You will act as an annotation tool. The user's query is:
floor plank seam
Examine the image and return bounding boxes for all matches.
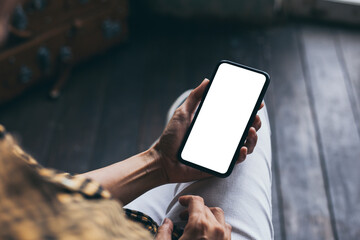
[269,104,287,240]
[42,96,68,168]
[136,73,153,152]
[262,32,287,240]
[39,101,64,165]
[297,26,339,240]
[87,68,111,171]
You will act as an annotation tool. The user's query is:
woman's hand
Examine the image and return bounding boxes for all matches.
[155,195,231,240]
[153,79,263,183]
[81,79,263,204]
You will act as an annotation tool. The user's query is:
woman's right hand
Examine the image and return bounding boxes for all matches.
[156,195,231,240]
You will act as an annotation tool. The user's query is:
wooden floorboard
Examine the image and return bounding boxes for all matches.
[337,28,360,138]
[262,30,285,240]
[266,80,284,240]
[89,41,147,170]
[0,85,62,165]
[300,25,360,239]
[225,30,284,240]
[1,22,360,239]
[44,55,110,173]
[268,26,334,239]
[136,34,188,152]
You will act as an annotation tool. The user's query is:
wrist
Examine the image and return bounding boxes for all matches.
[147,146,169,185]
[81,147,168,205]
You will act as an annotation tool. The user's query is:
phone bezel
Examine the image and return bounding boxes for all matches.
[177,60,270,178]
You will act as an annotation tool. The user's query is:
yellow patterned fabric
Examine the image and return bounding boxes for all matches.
[123,208,183,239]
[0,125,153,239]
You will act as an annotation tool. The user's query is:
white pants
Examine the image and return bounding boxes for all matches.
[125,92,273,240]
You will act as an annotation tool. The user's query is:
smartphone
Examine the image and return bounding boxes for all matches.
[178,60,270,177]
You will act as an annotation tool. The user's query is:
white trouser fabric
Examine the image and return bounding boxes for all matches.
[125,90,273,240]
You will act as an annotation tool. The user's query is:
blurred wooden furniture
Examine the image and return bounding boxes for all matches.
[0,0,128,104]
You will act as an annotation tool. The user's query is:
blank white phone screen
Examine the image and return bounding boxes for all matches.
[181,63,266,174]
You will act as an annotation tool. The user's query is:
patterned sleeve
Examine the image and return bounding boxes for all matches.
[0,125,153,240]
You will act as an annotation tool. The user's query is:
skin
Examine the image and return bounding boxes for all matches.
[157,195,232,240]
[153,79,262,183]
[0,4,263,239]
[81,79,263,205]
[81,79,263,240]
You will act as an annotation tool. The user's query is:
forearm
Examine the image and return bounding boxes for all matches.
[80,148,167,205]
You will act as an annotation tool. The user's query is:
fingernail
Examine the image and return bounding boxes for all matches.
[164,218,170,224]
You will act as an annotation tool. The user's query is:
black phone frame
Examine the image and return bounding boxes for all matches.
[177,60,270,178]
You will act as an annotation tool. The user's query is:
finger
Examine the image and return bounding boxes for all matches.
[178,195,205,218]
[226,223,232,231]
[209,207,225,225]
[156,218,173,240]
[236,146,248,163]
[252,115,262,132]
[225,223,232,238]
[245,127,258,154]
[259,102,265,110]
[183,79,209,114]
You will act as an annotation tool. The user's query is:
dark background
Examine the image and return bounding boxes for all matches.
[1,1,360,239]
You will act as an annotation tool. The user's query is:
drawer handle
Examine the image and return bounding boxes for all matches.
[102,19,121,39]
[10,4,33,38]
[19,65,33,84]
[37,46,51,73]
[12,5,28,31]
[59,46,73,63]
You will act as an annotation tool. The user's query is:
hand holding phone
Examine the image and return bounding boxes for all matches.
[178,60,270,177]
[153,60,269,182]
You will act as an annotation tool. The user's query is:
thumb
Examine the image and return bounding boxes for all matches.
[183,79,210,114]
[155,218,173,240]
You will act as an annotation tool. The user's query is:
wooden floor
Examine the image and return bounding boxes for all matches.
[1,21,359,240]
